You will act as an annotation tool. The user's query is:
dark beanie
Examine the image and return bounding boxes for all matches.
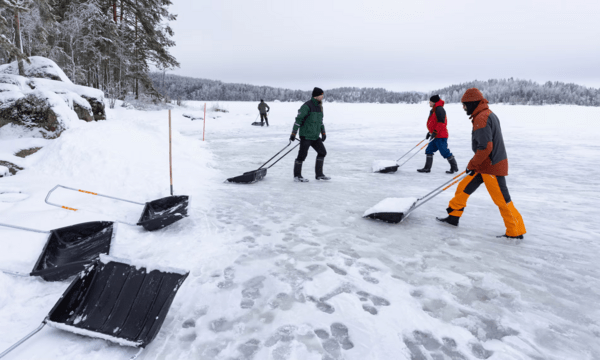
[312,87,324,97]
[430,95,441,103]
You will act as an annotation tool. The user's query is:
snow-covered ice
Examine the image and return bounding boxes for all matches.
[371,159,398,173]
[363,197,418,218]
[1,101,599,360]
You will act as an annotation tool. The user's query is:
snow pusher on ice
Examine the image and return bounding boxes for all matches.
[0,255,189,360]
[0,221,115,281]
[251,122,264,126]
[227,138,301,184]
[364,171,467,223]
[45,185,189,231]
[372,137,431,173]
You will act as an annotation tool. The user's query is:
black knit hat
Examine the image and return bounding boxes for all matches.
[430,95,441,103]
[260,99,264,102]
[312,87,324,97]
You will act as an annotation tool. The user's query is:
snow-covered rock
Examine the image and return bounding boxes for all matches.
[0,58,107,137]
[0,56,73,83]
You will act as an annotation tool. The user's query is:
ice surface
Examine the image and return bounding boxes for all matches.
[1,101,599,359]
[371,159,398,172]
[363,197,418,217]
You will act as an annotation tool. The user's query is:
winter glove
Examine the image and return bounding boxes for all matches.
[290,133,297,142]
[426,132,431,140]
[321,132,326,142]
[431,131,438,139]
[466,167,475,176]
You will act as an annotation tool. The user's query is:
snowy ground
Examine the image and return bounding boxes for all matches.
[1,100,599,360]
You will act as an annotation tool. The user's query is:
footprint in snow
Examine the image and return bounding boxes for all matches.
[240,276,266,309]
[314,323,354,360]
[310,284,390,315]
[216,266,235,289]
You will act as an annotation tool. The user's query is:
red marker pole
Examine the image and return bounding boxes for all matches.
[203,103,206,141]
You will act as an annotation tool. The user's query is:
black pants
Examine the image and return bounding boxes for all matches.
[296,138,327,162]
[260,113,269,126]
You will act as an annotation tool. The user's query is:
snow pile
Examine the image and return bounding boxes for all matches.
[363,197,418,217]
[0,56,73,83]
[0,165,8,177]
[371,159,398,172]
[46,322,143,348]
[99,254,189,275]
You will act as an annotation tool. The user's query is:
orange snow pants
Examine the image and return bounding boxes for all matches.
[447,173,526,237]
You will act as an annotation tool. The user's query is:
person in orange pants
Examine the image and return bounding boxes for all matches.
[436,88,526,239]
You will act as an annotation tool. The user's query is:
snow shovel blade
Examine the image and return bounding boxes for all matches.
[251,122,264,126]
[363,197,418,224]
[137,195,189,231]
[30,221,115,281]
[372,160,399,173]
[226,168,267,184]
[46,255,189,349]
[376,166,399,174]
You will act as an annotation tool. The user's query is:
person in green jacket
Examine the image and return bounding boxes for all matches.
[289,87,330,182]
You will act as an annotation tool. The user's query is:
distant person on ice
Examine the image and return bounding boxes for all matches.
[437,88,526,239]
[289,87,330,182]
[417,95,459,174]
[258,99,270,126]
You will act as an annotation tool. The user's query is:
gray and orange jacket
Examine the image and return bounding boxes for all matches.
[467,100,508,176]
[291,98,325,141]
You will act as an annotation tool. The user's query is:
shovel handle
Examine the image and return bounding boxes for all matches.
[0,222,50,234]
[0,322,46,358]
[395,137,428,163]
[44,185,143,226]
[405,172,468,217]
[397,139,433,168]
[257,139,299,170]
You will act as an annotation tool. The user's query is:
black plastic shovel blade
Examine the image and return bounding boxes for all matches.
[251,122,264,126]
[137,195,189,231]
[376,166,399,174]
[226,168,267,184]
[30,221,115,281]
[46,256,189,348]
[364,212,406,224]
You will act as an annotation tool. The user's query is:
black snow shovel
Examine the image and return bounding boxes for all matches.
[45,185,189,231]
[364,171,467,223]
[0,255,189,360]
[372,138,432,173]
[0,221,115,281]
[226,138,301,184]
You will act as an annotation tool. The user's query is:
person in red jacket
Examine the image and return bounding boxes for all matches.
[436,88,526,239]
[417,95,459,174]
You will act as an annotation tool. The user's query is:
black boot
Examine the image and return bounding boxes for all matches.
[417,154,433,173]
[294,160,309,182]
[436,215,459,226]
[497,234,524,240]
[315,158,330,180]
[446,156,459,174]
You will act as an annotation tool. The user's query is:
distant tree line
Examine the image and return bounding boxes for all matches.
[1,0,178,99]
[432,78,600,106]
[152,73,600,106]
[150,73,424,104]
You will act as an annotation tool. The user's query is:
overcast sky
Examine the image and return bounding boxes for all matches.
[167,0,600,92]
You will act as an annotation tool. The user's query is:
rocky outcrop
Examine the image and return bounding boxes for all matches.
[82,95,106,120]
[0,93,64,138]
[0,160,23,177]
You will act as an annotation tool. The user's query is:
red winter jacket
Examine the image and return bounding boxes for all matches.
[427,100,449,139]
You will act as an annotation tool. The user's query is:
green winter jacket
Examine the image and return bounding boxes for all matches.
[291,98,325,140]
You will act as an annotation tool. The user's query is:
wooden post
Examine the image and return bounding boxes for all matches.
[203,103,206,141]
[169,110,173,196]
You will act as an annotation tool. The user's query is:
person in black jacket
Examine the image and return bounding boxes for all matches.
[258,100,270,126]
